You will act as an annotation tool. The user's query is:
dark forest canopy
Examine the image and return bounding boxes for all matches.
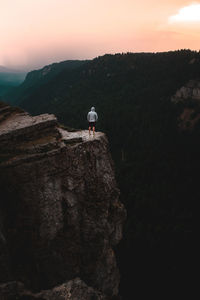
[3,49,198,298]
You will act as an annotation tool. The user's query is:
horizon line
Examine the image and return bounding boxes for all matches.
[1,48,200,72]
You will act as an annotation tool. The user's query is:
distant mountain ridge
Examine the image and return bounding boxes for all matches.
[3,60,89,104]
[7,50,200,124]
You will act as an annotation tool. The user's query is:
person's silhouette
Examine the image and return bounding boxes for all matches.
[87,107,98,135]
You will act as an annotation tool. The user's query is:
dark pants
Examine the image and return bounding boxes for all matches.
[89,122,96,128]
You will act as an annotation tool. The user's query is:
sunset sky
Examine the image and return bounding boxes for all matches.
[0,0,200,70]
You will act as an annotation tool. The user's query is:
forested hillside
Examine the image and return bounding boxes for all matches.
[3,50,198,298]
[4,60,88,104]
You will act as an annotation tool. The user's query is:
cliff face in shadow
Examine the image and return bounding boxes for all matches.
[171,79,200,130]
[0,102,126,300]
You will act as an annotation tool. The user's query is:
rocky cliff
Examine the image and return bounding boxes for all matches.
[171,79,200,130]
[171,79,200,103]
[0,102,126,300]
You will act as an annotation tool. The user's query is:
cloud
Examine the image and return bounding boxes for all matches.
[169,3,200,23]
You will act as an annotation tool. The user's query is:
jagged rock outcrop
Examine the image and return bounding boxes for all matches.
[171,79,200,103]
[171,79,200,130]
[0,102,126,300]
[0,278,107,299]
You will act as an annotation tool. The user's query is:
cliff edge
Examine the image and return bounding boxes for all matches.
[0,102,126,299]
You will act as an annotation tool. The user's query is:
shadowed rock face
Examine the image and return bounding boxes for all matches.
[0,102,126,299]
[171,79,200,130]
[0,279,108,299]
[171,80,200,103]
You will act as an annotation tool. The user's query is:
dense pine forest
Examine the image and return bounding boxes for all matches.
[3,50,198,298]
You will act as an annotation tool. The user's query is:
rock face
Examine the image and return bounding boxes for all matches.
[171,79,200,130]
[0,102,126,299]
[171,79,200,103]
[0,278,108,299]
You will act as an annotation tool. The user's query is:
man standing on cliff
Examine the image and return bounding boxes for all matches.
[87,107,98,136]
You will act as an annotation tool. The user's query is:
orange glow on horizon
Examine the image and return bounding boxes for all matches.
[0,0,199,70]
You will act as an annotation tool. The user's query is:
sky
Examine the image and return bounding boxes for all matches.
[0,0,200,71]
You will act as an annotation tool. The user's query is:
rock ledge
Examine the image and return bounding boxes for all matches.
[0,102,126,300]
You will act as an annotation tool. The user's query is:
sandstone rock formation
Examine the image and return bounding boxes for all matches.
[0,102,126,300]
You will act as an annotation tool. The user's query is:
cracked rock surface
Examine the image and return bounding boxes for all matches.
[0,102,126,300]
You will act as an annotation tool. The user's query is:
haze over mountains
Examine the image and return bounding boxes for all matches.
[2,49,198,299]
[0,65,24,73]
[3,60,88,104]
[0,66,27,98]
